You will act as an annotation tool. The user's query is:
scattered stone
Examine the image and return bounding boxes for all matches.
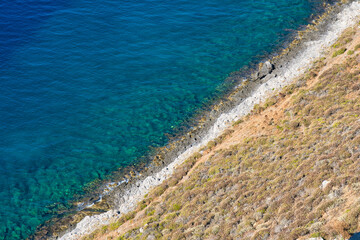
[147,234,156,240]
[321,180,330,189]
[274,218,291,233]
[262,73,276,82]
[309,221,323,233]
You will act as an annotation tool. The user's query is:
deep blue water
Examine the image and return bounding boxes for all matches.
[0,0,326,239]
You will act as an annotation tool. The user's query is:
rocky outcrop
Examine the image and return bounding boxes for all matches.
[252,60,274,80]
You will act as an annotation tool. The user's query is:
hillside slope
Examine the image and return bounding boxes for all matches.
[84,26,360,240]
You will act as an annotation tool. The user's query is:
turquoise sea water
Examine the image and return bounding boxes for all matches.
[0,0,329,239]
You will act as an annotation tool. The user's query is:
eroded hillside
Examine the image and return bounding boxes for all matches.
[84,26,360,240]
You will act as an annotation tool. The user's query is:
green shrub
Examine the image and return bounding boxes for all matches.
[332,48,346,57]
[171,203,182,211]
[347,50,354,55]
[206,141,216,150]
[109,221,122,231]
[146,208,155,216]
[310,232,321,238]
[332,43,340,48]
[233,119,244,126]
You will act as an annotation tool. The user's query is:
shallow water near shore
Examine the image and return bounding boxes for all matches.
[0,0,330,239]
